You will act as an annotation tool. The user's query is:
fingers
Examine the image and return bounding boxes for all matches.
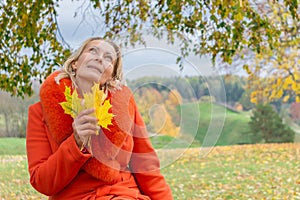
[77,108,96,118]
[75,123,99,136]
[73,108,99,142]
[76,114,98,127]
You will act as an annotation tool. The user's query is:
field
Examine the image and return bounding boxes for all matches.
[180,102,252,146]
[0,138,299,199]
[0,138,26,155]
[159,143,300,199]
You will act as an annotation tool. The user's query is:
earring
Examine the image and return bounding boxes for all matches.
[71,62,77,77]
[71,70,76,77]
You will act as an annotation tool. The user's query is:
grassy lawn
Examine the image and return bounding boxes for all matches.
[159,143,300,199]
[0,155,46,199]
[180,102,252,146]
[150,134,201,149]
[0,138,26,155]
[0,137,299,199]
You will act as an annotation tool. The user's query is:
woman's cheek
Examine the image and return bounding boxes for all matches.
[98,67,113,85]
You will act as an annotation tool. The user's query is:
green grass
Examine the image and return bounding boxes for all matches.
[150,135,201,149]
[158,143,300,199]
[0,155,46,199]
[180,102,251,146]
[0,138,299,199]
[0,138,26,155]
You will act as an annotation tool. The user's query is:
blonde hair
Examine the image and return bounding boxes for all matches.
[55,37,123,90]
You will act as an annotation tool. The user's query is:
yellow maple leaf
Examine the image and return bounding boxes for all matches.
[60,101,74,117]
[60,83,114,135]
[83,92,95,116]
[92,83,107,104]
[72,89,84,116]
[96,99,114,130]
[82,83,114,133]
[59,86,83,118]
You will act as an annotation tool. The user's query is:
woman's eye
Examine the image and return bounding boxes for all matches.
[104,56,113,62]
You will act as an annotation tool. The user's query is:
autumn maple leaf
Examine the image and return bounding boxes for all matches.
[60,83,114,135]
[96,98,114,130]
[59,86,83,118]
[83,83,114,132]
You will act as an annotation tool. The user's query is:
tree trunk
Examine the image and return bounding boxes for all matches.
[4,113,10,136]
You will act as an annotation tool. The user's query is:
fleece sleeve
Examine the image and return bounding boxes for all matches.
[129,98,173,200]
[26,103,91,196]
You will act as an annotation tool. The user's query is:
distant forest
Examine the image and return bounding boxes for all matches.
[127,75,251,110]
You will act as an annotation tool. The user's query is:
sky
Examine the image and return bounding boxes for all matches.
[56,0,219,79]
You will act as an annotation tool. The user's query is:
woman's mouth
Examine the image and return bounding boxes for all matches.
[87,65,102,74]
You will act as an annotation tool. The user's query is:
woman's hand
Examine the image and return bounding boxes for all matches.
[72,108,99,149]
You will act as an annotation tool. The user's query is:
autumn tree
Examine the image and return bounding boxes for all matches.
[1,0,298,97]
[220,1,299,104]
[164,89,182,126]
[133,87,163,127]
[150,104,179,137]
[248,45,300,104]
[0,1,71,97]
[133,87,180,136]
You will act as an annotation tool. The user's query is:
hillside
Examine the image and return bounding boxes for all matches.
[179,102,251,146]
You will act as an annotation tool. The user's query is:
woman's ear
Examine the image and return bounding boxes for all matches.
[72,61,78,70]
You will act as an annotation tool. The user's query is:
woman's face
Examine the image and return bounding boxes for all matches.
[72,40,117,93]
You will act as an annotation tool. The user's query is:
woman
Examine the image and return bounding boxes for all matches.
[26,37,173,199]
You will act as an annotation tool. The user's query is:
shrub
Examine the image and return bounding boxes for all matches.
[248,104,295,143]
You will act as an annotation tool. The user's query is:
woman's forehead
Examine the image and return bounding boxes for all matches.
[86,40,116,54]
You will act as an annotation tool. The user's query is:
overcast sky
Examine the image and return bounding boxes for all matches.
[56,0,217,79]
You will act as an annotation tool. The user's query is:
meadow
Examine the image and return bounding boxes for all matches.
[179,102,252,146]
[0,138,299,199]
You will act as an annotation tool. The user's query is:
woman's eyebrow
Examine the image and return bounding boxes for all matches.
[90,45,100,50]
[104,51,118,57]
[85,45,98,51]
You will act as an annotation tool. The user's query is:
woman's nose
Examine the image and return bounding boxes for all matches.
[95,54,103,63]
